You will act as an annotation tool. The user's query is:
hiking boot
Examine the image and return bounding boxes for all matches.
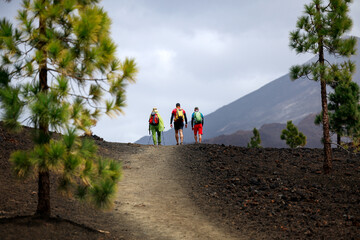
[176,143,179,145]
[158,143,161,146]
[180,142,183,145]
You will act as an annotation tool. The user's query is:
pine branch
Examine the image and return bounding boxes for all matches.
[324,59,333,68]
[66,92,104,110]
[304,71,315,81]
[46,68,109,82]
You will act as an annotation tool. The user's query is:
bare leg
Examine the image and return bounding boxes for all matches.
[194,134,198,143]
[179,129,184,144]
[175,129,179,144]
[199,134,202,143]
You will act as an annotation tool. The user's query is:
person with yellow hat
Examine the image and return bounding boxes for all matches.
[148,108,164,145]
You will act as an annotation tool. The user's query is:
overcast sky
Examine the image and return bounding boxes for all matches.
[1,0,360,142]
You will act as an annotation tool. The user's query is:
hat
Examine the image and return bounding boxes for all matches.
[152,107,158,113]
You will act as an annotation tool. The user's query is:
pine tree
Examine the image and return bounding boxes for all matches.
[0,0,137,217]
[289,0,356,173]
[329,81,360,144]
[247,128,262,148]
[315,81,360,146]
[281,121,307,148]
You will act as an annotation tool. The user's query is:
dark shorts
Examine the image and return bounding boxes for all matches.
[174,121,184,130]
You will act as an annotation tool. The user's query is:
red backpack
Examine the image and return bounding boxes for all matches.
[149,113,159,125]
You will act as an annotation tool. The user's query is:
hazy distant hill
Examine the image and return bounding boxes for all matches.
[136,37,360,146]
[204,113,323,148]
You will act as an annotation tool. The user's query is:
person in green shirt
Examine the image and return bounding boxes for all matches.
[148,108,164,145]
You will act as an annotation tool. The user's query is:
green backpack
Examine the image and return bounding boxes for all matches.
[194,111,202,124]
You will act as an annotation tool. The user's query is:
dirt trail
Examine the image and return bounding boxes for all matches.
[114,145,238,240]
[2,124,360,239]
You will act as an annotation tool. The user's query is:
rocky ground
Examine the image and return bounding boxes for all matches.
[180,144,360,239]
[0,123,359,239]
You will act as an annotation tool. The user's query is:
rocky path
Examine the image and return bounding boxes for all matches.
[3,125,358,239]
[114,145,238,240]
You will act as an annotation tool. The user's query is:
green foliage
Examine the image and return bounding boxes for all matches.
[0,67,10,86]
[247,128,262,148]
[315,81,360,143]
[32,144,48,172]
[29,91,69,133]
[10,150,32,179]
[1,0,137,132]
[0,0,136,214]
[328,82,360,137]
[63,127,77,150]
[280,121,307,148]
[289,0,356,173]
[0,85,23,131]
[75,184,88,200]
[9,128,122,209]
[91,178,117,209]
[0,68,23,131]
[289,0,356,84]
[48,140,66,167]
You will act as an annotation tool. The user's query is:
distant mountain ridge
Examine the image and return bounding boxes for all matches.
[204,113,323,148]
[136,37,360,146]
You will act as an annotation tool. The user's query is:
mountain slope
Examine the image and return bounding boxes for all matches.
[204,113,323,148]
[136,37,360,145]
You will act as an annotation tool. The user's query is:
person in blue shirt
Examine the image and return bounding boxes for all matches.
[191,107,204,143]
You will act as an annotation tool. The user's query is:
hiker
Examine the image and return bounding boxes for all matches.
[191,107,204,143]
[170,103,188,145]
[149,108,164,145]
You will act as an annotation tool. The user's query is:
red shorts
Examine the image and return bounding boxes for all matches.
[193,124,203,135]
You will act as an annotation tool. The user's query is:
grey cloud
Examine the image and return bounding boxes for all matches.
[1,0,359,142]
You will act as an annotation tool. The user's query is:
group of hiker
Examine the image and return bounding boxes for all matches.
[148,103,204,145]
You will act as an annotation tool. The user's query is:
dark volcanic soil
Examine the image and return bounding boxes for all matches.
[0,123,360,239]
[179,145,360,239]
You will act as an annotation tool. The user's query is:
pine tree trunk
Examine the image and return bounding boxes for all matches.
[337,134,341,147]
[36,7,51,218]
[317,33,332,174]
[36,171,51,217]
[316,3,332,174]
[320,79,333,173]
